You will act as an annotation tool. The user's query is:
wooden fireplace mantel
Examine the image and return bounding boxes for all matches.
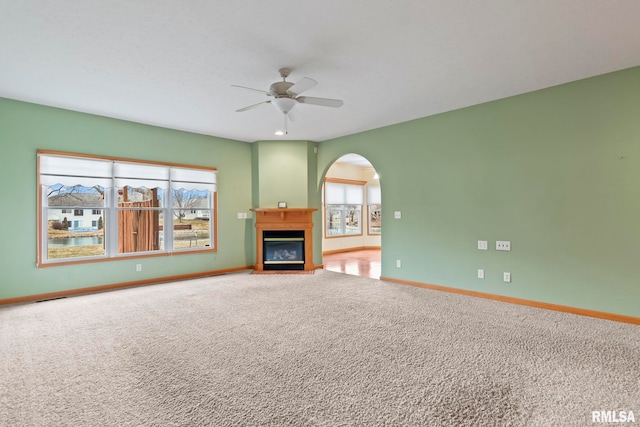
[251,208,317,271]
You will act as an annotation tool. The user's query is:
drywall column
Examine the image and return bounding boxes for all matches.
[251,140,321,266]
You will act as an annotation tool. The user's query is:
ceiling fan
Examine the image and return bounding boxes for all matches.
[232,68,343,134]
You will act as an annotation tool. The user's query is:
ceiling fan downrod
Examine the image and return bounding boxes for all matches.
[279,68,291,81]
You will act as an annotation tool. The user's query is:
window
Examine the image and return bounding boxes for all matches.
[324,179,365,237]
[367,185,381,235]
[38,151,217,266]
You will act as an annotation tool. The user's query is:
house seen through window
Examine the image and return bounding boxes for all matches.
[38,151,217,266]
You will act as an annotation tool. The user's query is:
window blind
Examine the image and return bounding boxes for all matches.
[39,154,217,191]
[39,155,112,187]
[325,181,363,205]
[114,161,170,190]
[171,167,217,191]
[367,185,381,204]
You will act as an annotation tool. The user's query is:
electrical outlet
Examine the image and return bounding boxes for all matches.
[503,272,511,283]
[136,264,142,272]
[478,269,485,279]
[496,241,511,251]
[396,259,402,268]
[478,240,488,250]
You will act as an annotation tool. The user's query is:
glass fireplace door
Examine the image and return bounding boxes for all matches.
[263,230,305,270]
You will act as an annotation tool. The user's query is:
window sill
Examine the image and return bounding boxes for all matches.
[36,247,217,268]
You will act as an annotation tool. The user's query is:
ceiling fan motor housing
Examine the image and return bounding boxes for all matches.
[270,81,294,97]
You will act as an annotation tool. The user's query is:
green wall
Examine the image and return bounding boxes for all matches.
[0,98,253,300]
[2,66,639,318]
[317,66,640,317]
[251,140,316,208]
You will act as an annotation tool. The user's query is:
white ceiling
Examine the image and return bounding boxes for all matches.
[335,154,374,168]
[2,1,640,143]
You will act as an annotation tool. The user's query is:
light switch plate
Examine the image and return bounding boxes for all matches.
[478,269,485,279]
[394,211,402,219]
[478,240,488,250]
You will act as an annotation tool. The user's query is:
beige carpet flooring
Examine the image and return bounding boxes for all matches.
[1,270,638,426]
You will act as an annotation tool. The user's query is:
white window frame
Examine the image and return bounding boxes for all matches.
[367,185,381,235]
[323,178,365,238]
[37,151,217,267]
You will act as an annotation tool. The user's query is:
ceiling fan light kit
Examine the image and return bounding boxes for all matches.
[232,68,344,134]
[271,97,297,114]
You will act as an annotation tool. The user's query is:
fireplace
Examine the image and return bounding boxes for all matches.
[263,230,304,270]
[251,208,317,271]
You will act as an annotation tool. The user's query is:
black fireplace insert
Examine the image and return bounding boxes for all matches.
[263,230,304,270]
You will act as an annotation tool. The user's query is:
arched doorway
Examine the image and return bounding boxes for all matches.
[321,154,381,279]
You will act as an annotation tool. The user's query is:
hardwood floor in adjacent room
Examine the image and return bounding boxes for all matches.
[322,249,381,279]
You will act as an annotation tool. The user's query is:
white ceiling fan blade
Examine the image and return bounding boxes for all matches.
[231,85,272,96]
[296,96,343,108]
[286,107,301,122]
[286,77,317,96]
[236,100,271,112]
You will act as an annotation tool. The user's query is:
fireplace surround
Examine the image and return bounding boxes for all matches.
[251,208,317,271]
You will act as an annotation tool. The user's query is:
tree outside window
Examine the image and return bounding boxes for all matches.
[324,179,364,237]
[38,151,217,266]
